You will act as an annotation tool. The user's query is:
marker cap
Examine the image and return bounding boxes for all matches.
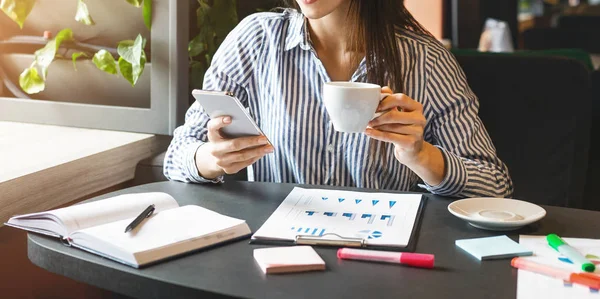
[570,273,600,289]
[582,262,596,272]
[546,234,566,251]
[400,253,435,269]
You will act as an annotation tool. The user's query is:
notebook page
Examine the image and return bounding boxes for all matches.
[71,205,246,256]
[51,192,179,235]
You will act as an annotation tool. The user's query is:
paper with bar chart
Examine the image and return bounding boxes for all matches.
[251,187,423,248]
[517,236,600,299]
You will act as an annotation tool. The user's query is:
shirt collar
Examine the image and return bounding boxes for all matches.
[284,10,311,51]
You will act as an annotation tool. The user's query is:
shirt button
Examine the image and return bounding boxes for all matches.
[327,144,334,152]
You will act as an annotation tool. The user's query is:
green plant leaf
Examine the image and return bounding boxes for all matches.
[210,0,238,40]
[143,0,151,30]
[19,65,45,94]
[117,34,144,65]
[18,28,73,93]
[116,34,146,86]
[92,50,117,75]
[71,52,88,70]
[34,28,74,78]
[196,0,210,28]
[204,53,212,66]
[189,60,207,90]
[118,58,133,85]
[190,61,203,69]
[118,53,146,86]
[0,0,35,29]
[125,0,142,7]
[75,0,95,25]
[191,0,239,89]
[188,34,206,58]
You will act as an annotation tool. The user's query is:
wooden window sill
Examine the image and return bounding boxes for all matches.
[0,121,166,224]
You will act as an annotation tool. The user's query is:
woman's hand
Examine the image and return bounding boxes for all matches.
[365,87,427,164]
[365,87,445,186]
[195,116,273,179]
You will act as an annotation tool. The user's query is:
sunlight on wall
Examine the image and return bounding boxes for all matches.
[405,0,443,39]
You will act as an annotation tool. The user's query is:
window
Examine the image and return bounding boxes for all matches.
[0,0,188,135]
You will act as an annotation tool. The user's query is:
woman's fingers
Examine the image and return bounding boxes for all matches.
[207,116,231,141]
[369,109,426,127]
[377,93,423,112]
[205,115,272,175]
[220,155,263,175]
[215,144,273,166]
[381,86,393,94]
[365,128,421,151]
[370,88,427,163]
[371,123,423,137]
[209,135,270,156]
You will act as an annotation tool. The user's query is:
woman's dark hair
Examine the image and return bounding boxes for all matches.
[282,0,432,93]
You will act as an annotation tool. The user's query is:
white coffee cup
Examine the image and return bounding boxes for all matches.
[322,82,389,133]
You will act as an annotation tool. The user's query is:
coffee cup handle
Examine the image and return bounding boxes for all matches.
[372,93,392,119]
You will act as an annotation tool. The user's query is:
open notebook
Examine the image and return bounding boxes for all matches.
[5,192,251,268]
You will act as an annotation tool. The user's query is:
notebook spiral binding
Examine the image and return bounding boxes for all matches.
[295,233,366,247]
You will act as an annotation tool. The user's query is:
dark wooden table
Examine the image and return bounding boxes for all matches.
[27,181,600,299]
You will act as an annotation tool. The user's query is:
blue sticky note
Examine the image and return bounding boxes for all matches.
[455,235,533,260]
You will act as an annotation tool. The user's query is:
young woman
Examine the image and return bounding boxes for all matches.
[164,0,513,198]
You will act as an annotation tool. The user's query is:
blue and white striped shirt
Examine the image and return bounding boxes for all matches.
[164,10,513,198]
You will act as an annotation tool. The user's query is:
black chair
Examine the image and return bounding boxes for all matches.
[523,28,600,54]
[584,70,600,211]
[558,15,600,31]
[453,54,592,208]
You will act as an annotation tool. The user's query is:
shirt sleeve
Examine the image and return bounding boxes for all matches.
[163,14,265,183]
[421,47,514,198]
[162,100,222,184]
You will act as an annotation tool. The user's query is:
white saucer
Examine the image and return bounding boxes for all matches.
[448,198,546,231]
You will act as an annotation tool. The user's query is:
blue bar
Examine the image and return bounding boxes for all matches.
[342,213,355,220]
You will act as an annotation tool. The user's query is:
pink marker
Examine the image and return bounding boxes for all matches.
[337,248,435,269]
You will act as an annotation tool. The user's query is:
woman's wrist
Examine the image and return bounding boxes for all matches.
[402,142,446,186]
[195,144,225,180]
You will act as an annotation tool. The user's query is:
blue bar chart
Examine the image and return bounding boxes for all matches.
[251,187,423,248]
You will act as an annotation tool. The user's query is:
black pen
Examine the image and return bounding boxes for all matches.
[124,204,155,233]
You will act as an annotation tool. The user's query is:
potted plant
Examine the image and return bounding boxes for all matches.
[0,0,277,106]
[0,0,151,107]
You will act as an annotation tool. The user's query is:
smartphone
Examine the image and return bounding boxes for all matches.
[192,89,271,144]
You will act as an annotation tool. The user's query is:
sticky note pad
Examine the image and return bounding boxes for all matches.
[253,246,326,274]
[455,235,533,260]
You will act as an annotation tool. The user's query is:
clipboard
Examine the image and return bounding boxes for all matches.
[250,194,427,252]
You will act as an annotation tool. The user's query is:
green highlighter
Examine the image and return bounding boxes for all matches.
[547,234,596,272]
